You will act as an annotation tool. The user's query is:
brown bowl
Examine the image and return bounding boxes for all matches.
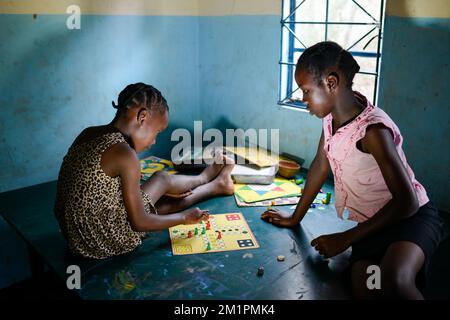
[278,159,300,178]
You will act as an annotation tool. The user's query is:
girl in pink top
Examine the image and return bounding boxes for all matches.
[262,42,443,299]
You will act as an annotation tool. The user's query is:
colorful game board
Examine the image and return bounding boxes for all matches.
[234,195,300,207]
[169,213,259,255]
[224,146,279,167]
[140,156,177,181]
[234,177,302,203]
[234,193,328,207]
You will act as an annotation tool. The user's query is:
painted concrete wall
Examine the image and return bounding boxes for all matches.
[0,14,200,192]
[378,0,450,210]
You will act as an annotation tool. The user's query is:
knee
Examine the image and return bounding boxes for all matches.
[381,268,416,298]
[153,170,171,185]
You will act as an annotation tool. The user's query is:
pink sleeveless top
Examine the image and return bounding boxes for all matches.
[323,91,429,223]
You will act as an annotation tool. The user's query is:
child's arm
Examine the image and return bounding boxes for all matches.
[261,132,330,227]
[311,124,420,258]
[104,143,208,232]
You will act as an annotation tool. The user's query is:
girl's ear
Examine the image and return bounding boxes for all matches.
[326,72,339,93]
[136,108,148,124]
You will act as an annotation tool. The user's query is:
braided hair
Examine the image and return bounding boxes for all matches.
[112,83,169,119]
[296,41,360,88]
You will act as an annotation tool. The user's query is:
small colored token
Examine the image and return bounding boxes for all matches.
[202,227,206,234]
[257,266,264,276]
[325,192,332,204]
[206,242,211,251]
[295,178,304,185]
[187,231,192,238]
[277,255,285,262]
[194,228,198,235]
[310,204,316,208]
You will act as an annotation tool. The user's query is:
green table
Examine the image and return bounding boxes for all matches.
[0,173,357,300]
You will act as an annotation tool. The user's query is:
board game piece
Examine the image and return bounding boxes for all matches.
[257,266,265,276]
[187,231,192,238]
[277,255,285,262]
[169,213,259,255]
[310,204,316,208]
[194,227,198,235]
[325,192,331,204]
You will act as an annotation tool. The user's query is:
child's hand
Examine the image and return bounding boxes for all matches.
[181,207,209,224]
[164,190,193,199]
[261,209,297,228]
[310,232,351,258]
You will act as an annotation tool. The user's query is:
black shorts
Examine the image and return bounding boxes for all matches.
[349,201,444,289]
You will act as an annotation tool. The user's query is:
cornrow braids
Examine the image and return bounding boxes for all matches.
[112,82,169,118]
[296,41,360,88]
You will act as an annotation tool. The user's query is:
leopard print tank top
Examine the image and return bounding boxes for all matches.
[54,132,155,259]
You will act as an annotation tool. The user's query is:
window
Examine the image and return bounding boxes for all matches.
[278,0,385,109]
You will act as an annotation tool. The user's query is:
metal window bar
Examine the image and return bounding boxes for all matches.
[278,0,385,109]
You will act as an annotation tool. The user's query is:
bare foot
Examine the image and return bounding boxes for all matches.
[200,150,233,182]
[201,161,224,183]
[210,156,235,195]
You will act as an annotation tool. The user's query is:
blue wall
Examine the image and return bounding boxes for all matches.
[0,15,200,192]
[378,16,450,210]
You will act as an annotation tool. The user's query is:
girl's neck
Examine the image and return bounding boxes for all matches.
[331,89,365,128]
[110,118,132,137]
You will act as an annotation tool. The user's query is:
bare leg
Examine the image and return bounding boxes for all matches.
[156,161,235,214]
[379,241,425,299]
[141,158,232,202]
[141,154,232,198]
[351,259,378,300]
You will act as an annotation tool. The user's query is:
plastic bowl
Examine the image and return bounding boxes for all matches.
[278,159,300,178]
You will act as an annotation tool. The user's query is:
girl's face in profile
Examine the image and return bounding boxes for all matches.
[295,69,334,119]
[133,108,168,153]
